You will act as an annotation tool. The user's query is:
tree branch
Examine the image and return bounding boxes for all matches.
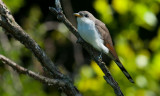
[0,55,65,86]
[0,0,61,78]
[0,0,81,96]
[49,0,124,96]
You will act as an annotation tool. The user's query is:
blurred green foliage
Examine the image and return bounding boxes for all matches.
[3,0,25,13]
[0,0,160,96]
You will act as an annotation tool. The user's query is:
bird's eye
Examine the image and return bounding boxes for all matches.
[84,14,89,18]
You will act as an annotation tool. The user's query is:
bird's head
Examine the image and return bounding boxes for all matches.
[74,11,96,24]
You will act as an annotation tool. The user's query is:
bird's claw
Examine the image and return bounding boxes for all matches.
[98,53,103,61]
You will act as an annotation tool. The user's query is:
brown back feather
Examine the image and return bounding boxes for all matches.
[95,19,119,61]
[95,19,134,83]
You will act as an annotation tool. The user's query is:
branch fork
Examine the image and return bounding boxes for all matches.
[0,0,81,96]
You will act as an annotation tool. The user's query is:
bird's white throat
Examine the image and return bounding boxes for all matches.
[77,17,109,54]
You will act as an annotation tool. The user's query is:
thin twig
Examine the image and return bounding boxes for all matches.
[49,0,124,96]
[0,55,65,86]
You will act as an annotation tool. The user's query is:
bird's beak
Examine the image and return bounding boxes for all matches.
[74,13,82,17]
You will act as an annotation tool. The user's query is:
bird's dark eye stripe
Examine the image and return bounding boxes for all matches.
[84,14,89,17]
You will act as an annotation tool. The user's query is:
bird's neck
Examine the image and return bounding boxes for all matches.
[77,17,95,30]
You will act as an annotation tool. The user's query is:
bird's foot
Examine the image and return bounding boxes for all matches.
[76,37,83,43]
[98,53,103,61]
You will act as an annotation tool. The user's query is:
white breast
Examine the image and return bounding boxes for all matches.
[77,17,109,54]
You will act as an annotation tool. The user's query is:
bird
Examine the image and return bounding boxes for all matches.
[74,11,134,83]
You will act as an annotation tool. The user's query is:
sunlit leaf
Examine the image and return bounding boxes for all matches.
[112,0,131,14]
[93,0,113,23]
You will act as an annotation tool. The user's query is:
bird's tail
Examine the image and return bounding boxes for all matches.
[115,60,134,83]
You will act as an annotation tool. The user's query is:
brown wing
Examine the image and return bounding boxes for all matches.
[95,19,119,60]
[95,19,134,83]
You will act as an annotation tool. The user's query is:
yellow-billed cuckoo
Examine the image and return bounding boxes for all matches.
[74,11,134,83]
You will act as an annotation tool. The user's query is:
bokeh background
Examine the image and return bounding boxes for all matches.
[0,0,160,96]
